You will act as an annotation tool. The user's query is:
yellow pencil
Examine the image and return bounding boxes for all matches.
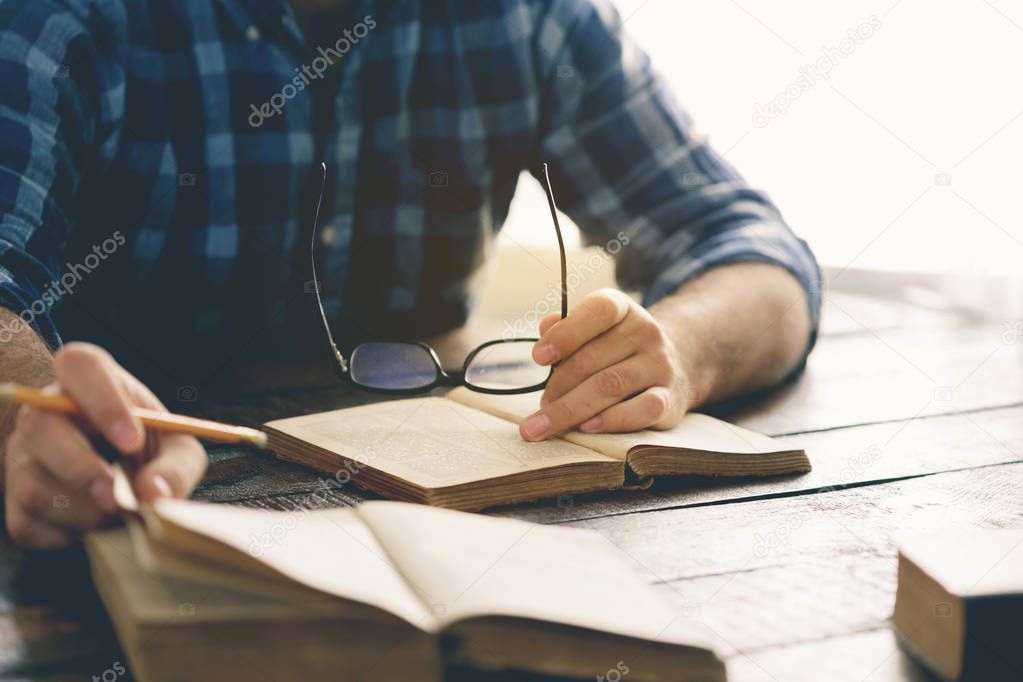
[0,382,267,448]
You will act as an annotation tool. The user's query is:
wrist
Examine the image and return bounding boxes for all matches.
[648,262,813,410]
[665,318,721,411]
[0,308,55,489]
[649,294,722,411]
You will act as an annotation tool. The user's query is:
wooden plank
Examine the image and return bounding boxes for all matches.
[192,447,362,504]
[648,555,893,656]
[486,404,1023,523]
[555,464,1023,664]
[726,628,931,682]
[568,463,1023,584]
[195,403,1023,525]
[231,483,365,511]
[817,289,983,339]
[726,321,1023,435]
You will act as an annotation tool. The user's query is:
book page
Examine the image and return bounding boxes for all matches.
[899,528,1023,597]
[265,397,616,488]
[151,499,435,629]
[447,388,786,459]
[357,501,716,649]
[445,388,546,430]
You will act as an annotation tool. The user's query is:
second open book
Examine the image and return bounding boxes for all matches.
[90,483,727,681]
[263,387,810,510]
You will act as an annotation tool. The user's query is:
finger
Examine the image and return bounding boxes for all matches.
[52,343,143,454]
[121,370,168,411]
[538,312,561,336]
[133,433,207,502]
[540,323,645,407]
[4,469,74,550]
[520,355,659,441]
[8,458,111,530]
[578,386,677,433]
[4,509,73,550]
[533,289,631,366]
[14,407,116,511]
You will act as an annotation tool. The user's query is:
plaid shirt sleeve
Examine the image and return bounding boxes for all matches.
[0,1,121,347]
[532,0,822,357]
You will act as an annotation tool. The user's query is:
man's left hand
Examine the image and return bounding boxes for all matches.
[519,288,699,441]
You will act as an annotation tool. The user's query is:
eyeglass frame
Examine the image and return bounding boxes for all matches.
[309,161,569,395]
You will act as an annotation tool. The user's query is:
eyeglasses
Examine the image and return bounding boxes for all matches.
[310,162,568,395]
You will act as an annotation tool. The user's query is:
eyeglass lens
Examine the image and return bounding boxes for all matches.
[464,341,550,391]
[348,340,549,391]
[349,343,439,390]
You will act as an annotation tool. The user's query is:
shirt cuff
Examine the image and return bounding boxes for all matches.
[641,220,823,374]
[0,266,62,348]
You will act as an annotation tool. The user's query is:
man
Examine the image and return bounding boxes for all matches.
[0,0,820,549]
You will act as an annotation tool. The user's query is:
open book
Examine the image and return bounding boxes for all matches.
[263,387,810,510]
[86,493,727,681]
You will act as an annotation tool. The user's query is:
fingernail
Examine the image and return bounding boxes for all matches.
[534,343,556,365]
[90,477,116,513]
[580,416,602,432]
[521,412,551,440]
[110,418,140,451]
[150,474,173,500]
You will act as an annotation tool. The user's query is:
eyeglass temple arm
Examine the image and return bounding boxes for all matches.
[310,162,350,373]
[313,162,564,374]
[541,163,568,319]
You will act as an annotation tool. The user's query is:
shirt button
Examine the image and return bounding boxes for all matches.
[321,225,337,245]
[246,25,261,41]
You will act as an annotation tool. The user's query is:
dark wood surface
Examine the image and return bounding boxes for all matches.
[2,270,1022,681]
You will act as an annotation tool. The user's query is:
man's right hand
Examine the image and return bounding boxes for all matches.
[4,342,207,549]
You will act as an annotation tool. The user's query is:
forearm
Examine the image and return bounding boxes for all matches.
[0,307,55,486]
[649,262,812,408]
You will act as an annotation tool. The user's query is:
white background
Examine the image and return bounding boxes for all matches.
[502,0,1023,278]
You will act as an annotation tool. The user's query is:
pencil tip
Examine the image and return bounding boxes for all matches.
[0,383,15,400]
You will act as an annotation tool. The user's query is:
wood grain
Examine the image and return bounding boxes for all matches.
[562,464,1023,665]
[726,322,1023,436]
[567,463,1023,583]
[489,403,1023,523]
[198,403,1023,525]
[726,628,931,682]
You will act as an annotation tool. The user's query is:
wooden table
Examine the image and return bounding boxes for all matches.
[3,269,1023,681]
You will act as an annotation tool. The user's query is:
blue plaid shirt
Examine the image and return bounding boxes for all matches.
[0,0,820,394]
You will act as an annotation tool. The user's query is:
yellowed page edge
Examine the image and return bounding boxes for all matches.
[446,388,791,460]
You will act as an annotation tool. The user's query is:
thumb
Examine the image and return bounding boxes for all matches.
[133,434,208,502]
